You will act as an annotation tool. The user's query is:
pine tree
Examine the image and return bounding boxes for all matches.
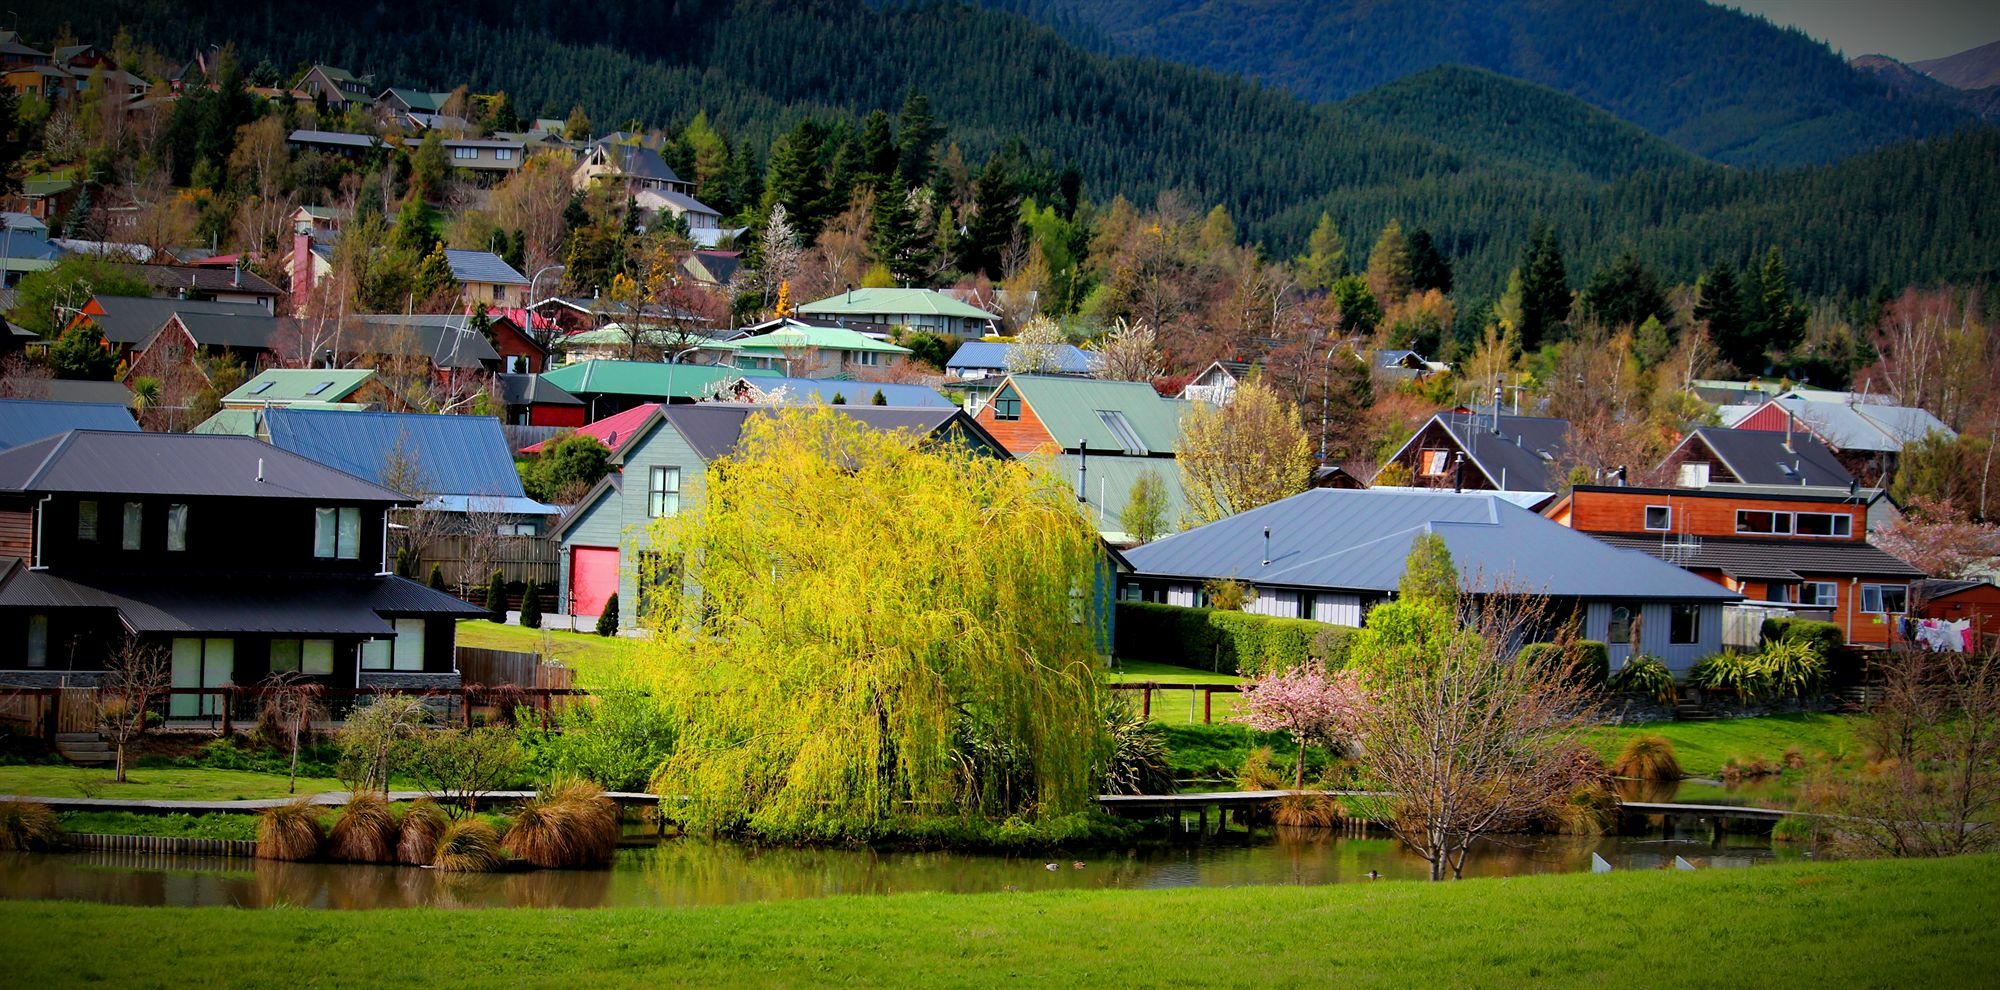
[1403,227,1452,295]
[1752,247,1805,357]
[1695,263,1751,370]
[871,389,888,405]
[427,563,446,590]
[1516,223,1570,351]
[1295,212,1348,292]
[485,569,507,624]
[857,109,898,191]
[831,393,848,405]
[1365,218,1413,305]
[595,593,620,636]
[870,186,930,286]
[563,104,591,142]
[1581,251,1666,329]
[895,90,940,190]
[413,241,457,299]
[520,578,543,629]
[1330,276,1382,336]
[963,152,1020,279]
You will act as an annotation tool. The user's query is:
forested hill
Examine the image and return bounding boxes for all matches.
[30,0,2000,298]
[982,0,1975,167]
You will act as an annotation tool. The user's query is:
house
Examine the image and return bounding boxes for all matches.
[681,251,743,287]
[968,374,1189,542]
[573,141,692,197]
[1724,390,1953,486]
[705,323,911,377]
[1689,378,1797,408]
[376,88,452,116]
[109,262,284,313]
[220,368,390,410]
[638,189,725,244]
[558,323,723,365]
[0,31,49,70]
[0,212,62,286]
[0,430,484,697]
[123,308,283,386]
[796,287,999,337]
[714,376,951,407]
[292,205,347,241]
[518,403,661,457]
[1121,488,1740,672]
[553,403,1007,627]
[1661,426,1855,489]
[540,360,782,420]
[41,380,132,407]
[0,399,136,450]
[404,136,525,175]
[345,313,529,374]
[442,250,531,309]
[296,65,375,109]
[1915,580,2000,647]
[1370,349,1448,382]
[493,372,584,428]
[286,129,387,158]
[947,340,1098,380]
[1179,360,1252,404]
[1545,485,1925,648]
[1379,410,1571,499]
[67,297,273,362]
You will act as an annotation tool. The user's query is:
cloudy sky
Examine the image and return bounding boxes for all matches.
[1723,0,1998,62]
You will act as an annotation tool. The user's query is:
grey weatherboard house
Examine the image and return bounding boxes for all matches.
[1119,488,1740,672]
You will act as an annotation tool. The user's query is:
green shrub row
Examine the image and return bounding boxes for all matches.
[1113,602,1354,675]
[1760,617,1864,687]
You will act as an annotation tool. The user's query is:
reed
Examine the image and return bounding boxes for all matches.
[0,800,59,851]
[1612,735,1682,781]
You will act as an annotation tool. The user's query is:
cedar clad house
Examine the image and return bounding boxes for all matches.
[1379,410,1570,498]
[1545,485,1924,648]
[0,431,483,707]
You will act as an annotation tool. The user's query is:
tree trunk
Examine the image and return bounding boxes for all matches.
[1294,741,1307,790]
[115,742,127,784]
[288,730,300,794]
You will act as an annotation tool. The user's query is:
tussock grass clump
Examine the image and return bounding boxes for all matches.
[0,800,60,851]
[1272,792,1342,828]
[328,793,397,863]
[1782,746,1807,771]
[396,799,449,866]
[1612,735,1683,781]
[502,780,620,868]
[1720,754,1778,782]
[1234,746,1287,791]
[256,798,324,861]
[551,779,620,864]
[433,818,504,873]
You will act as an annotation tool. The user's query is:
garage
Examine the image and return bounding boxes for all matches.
[569,546,620,618]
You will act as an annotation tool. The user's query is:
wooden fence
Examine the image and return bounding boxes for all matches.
[420,534,560,594]
[1108,682,1242,724]
[456,646,573,690]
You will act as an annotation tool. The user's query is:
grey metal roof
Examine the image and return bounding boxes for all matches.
[1425,411,1572,493]
[0,399,137,450]
[592,142,681,183]
[288,129,385,150]
[262,409,531,501]
[163,311,280,350]
[1675,427,1854,488]
[81,296,269,346]
[729,377,951,408]
[42,380,133,406]
[1594,534,1924,581]
[1123,488,1739,601]
[0,430,407,501]
[1766,391,1954,453]
[947,341,1098,375]
[345,314,503,369]
[495,373,582,407]
[443,250,529,286]
[1917,578,1991,600]
[651,404,987,464]
[0,564,483,634]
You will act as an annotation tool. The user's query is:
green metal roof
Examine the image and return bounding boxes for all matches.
[1005,375,1188,455]
[796,288,997,321]
[1051,452,1188,543]
[192,409,260,436]
[541,360,778,399]
[223,368,377,404]
[707,324,912,355]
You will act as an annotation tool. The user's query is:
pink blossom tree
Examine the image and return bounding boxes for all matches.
[1236,666,1363,789]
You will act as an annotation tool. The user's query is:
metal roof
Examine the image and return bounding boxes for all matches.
[0,565,483,633]
[288,129,385,150]
[727,377,950,408]
[520,403,660,455]
[1416,411,1573,493]
[649,404,989,464]
[1051,452,1187,543]
[494,372,581,408]
[42,380,132,406]
[1760,391,1954,453]
[442,250,529,285]
[1595,533,1924,580]
[345,314,503,369]
[1004,375,1187,455]
[710,324,912,355]
[262,409,531,501]
[0,430,407,501]
[112,263,282,298]
[0,400,137,450]
[947,341,1098,374]
[225,369,377,405]
[1123,488,1739,600]
[798,288,998,321]
[541,360,777,399]
[80,296,268,346]
[1676,427,1854,487]
[163,311,280,350]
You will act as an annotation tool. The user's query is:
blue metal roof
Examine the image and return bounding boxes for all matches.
[946,340,1098,375]
[0,399,137,450]
[1123,488,1739,601]
[262,409,546,507]
[443,249,529,285]
[729,377,952,407]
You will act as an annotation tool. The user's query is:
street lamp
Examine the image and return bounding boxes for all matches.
[1318,340,1343,463]
[527,264,565,349]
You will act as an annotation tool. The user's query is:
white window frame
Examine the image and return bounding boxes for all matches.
[166,503,188,552]
[453,145,478,160]
[1794,511,1853,538]
[494,147,514,161]
[1644,505,1671,531]
[1801,581,1839,607]
[1735,509,1793,535]
[1861,584,1909,615]
[648,466,681,518]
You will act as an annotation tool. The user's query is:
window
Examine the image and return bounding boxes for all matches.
[166,504,188,552]
[269,639,333,675]
[1677,462,1711,487]
[26,615,46,668]
[1096,410,1149,455]
[1669,604,1701,645]
[361,621,425,671]
[453,145,477,160]
[1644,505,1671,531]
[992,395,1021,421]
[1735,510,1792,535]
[1861,584,1909,615]
[1419,449,1450,476]
[1802,582,1839,607]
[852,350,881,366]
[648,466,681,518]
[76,500,97,542]
[313,506,362,559]
[495,148,514,161]
[1795,512,1853,538]
[121,502,142,550]
[1607,606,1633,644]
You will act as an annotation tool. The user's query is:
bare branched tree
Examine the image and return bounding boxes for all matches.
[258,671,327,794]
[1092,317,1164,382]
[97,635,172,784]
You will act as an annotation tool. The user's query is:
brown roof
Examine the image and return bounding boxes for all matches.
[113,263,282,299]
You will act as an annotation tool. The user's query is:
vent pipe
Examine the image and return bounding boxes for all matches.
[1262,526,1271,567]
[256,457,265,483]
[1491,384,1502,433]
[1076,439,1087,503]
[1452,451,1464,494]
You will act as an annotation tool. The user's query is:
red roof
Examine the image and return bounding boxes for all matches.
[519,403,660,455]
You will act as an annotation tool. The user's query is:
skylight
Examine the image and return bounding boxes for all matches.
[248,381,275,395]
[1096,410,1148,455]
[309,381,335,396]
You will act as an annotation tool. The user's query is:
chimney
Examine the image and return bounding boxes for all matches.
[1796,459,1804,485]
[1491,384,1502,433]
[1076,439,1088,503]
[256,458,265,483]
[1262,526,1272,567]
[232,260,242,288]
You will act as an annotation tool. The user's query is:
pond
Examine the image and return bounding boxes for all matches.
[0,829,1792,910]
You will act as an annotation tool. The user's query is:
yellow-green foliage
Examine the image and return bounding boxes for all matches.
[256,798,323,861]
[1613,735,1683,781]
[636,407,1110,838]
[0,800,60,850]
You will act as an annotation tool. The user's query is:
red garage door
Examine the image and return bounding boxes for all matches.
[569,547,620,618]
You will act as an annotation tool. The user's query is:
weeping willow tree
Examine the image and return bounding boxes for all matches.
[637,407,1110,840]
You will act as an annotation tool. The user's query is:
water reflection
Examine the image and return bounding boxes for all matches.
[0,830,1789,910]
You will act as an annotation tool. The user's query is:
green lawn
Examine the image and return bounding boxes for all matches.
[55,811,260,841]
[0,856,1992,987]
[1108,660,1243,726]
[0,765,346,801]
[456,619,639,688]
[1590,713,1869,778]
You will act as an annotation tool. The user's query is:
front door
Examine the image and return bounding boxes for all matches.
[570,547,620,618]
[170,638,235,717]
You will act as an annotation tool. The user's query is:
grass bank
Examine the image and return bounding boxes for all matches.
[0,856,1991,987]
[1590,713,1868,778]
[0,765,346,801]
[54,810,260,841]
[455,619,636,687]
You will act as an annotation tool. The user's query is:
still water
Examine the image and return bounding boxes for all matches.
[0,830,1789,910]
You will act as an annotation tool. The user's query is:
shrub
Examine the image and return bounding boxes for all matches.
[518,691,675,792]
[1113,602,1354,675]
[485,569,506,622]
[549,778,621,864]
[1516,641,1609,688]
[427,563,446,591]
[520,579,543,629]
[1613,735,1683,780]
[503,780,619,868]
[1272,791,1341,827]
[1201,578,1251,611]
[1610,655,1677,704]
[433,817,504,872]
[1689,651,1764,701]
[257,798,324,860]
[1235,746,1287,791]
[1754,636,1827,699]
[0,800,60,850]
[396,799,449,865]
[1761,617,1843,658]
[327,793,397,863]
[595,594,619,636]
[1101,701,1175,796]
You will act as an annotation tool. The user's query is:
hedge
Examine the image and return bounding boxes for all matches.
[1114,602,1354,675]
[1760,618,1861,687]
[1516,641,1610,688]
